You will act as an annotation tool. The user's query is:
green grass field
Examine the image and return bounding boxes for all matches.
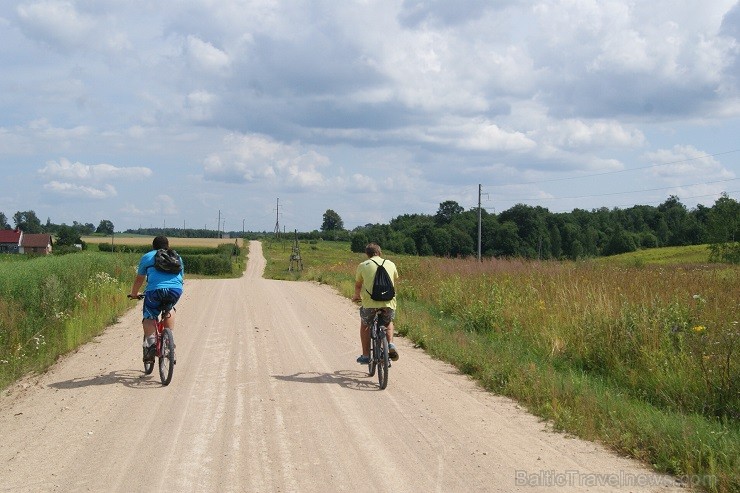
[602,244,712,266]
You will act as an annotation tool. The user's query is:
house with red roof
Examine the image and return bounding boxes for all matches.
[20,233,53,255]
[0,229,22,254]
[0,229,53,255]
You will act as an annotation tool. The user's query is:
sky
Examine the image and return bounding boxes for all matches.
[0,1,738,233]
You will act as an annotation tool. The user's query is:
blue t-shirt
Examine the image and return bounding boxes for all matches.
[137,250,184,291]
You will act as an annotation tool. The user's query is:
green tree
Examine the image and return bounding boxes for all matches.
[96,219,115,235]
[0,212,8,229]
[56,225,82,246]
[321,209,344,231]
[603,229,638,256]
[351,232,368,253]
[13,210,43,233]
[434,200,464,225]
[707,193,740,263]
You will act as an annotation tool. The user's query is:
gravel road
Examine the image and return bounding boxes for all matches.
[0,241,683,492]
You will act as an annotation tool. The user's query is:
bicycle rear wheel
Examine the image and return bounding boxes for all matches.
[377,337,389,390]
[158,328,175,386]
[143,341,154,375]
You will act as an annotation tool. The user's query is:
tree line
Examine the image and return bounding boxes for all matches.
[0,210,114,247]
[3,193,739,262]
[332,194,739,263]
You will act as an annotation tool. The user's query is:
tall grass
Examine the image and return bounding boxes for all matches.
[266,243,739,492]
[0,252,137,388]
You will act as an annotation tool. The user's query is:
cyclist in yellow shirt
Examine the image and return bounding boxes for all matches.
[351,243,399,364]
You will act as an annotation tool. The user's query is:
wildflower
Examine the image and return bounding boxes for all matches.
[692,325,706,334]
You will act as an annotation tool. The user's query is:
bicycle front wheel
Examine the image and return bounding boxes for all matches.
[377,337,389,390]
[158,328,175,386]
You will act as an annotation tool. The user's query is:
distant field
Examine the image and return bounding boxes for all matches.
[83,236,243,249]
[602,244,712,265]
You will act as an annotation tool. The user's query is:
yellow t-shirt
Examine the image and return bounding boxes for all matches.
[356,256,399,309]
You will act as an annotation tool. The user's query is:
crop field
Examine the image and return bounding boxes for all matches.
[84,235,244,249]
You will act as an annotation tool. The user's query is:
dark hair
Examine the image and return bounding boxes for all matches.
[365,243,382,257]
[152,236,169,250]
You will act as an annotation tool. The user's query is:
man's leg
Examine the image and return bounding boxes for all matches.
[143,319,156,340]
[360,321,370,357]
[163,310,176,330]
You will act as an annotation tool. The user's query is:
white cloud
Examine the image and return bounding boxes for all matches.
[645,145,735,181]
[541,120,645,150]
[43,181,117,199]
[16,0,95,49]
[203,133,332,190]
[38,158,152,181]
[187,35,230,73]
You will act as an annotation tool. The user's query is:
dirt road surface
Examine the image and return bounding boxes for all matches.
[0,241,683,492]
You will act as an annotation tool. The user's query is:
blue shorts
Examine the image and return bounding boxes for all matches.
[143,288,182,320]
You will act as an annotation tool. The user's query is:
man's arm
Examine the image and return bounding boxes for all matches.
[130,274,146,297]
[352,278,363,302]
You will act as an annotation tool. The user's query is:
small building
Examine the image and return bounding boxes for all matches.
[20,233,53,255]
[0,229,22,254]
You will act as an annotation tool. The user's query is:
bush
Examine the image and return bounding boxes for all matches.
[181,254,232,275]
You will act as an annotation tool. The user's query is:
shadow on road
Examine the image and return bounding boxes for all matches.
[273,369,383,391]
[48,369,164,390]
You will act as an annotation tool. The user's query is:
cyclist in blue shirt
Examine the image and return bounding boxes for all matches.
[129,236,184,364]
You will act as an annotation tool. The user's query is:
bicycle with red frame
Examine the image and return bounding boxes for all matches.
[128,294,176,385]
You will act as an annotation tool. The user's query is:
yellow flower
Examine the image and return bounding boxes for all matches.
[692,325,706,334]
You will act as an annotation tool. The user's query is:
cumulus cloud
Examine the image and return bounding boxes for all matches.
[16,0,95,49]
[644,145,735,181]
[43,181,117,199]
[38,158,152,181]
[15,0,130,54]
[187,35,230,73]
[540,119,646,150]
[203,133,332,190]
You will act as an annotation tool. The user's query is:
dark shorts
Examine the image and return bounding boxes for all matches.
[360,307,395,327]
[143,288,182,320]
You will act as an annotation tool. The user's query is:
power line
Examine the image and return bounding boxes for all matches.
[483,148,740,188]
[496,177,739,203]
[485,190,739,212]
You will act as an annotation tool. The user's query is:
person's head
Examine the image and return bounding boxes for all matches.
[153,235,169,250]
[365,243,382,258]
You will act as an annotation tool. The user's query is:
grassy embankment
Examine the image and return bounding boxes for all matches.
[0,237,247,389]
[262,239,739,493]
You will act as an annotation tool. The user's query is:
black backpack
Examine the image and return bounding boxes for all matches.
[153,248,182,274]
[366,259,395,301]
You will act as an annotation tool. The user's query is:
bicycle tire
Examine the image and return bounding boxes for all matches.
[158,328,175,386]
[377,336,389,390]
[368,334,377,377]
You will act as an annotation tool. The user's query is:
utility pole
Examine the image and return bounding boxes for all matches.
[477,184,489,262]
[273,198,281,240]
[217,209,221,239]
[478,184,482,262]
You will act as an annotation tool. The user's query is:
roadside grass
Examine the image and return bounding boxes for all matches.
[261,242,739,493]
[0,252,138,389]
[1,238,248,389]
